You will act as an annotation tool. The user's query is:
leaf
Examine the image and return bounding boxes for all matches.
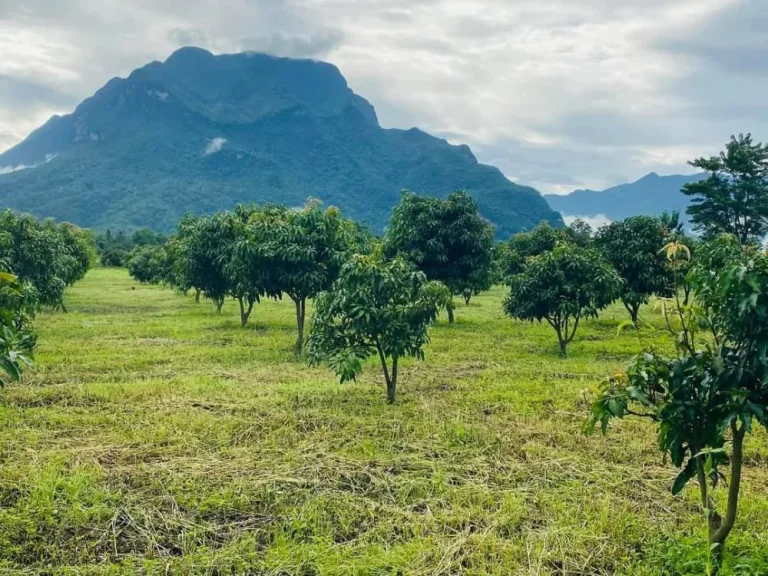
[672,458,697,495]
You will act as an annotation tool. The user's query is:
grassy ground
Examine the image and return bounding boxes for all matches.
[0,268,766,575]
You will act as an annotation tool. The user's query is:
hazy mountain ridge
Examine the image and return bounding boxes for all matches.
[0,47,562,237]
[544,172,707,224]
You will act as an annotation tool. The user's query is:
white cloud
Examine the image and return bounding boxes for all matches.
[203,137,227,156]
[0,0,764,193]
[0,152,58,174]
[562,214,612,230]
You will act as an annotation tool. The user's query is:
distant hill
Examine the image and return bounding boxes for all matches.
[0,47,562,238]
[544,172,707,224]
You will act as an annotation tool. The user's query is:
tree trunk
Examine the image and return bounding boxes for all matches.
[238,297,254,327]
[215,298,223,313]
[464,293,471,305]
[558,339,567,357]
[710,426,746,573]
[623,301,639,324]
[295,298,306,354]
[696,424,746,575]
[447,301,455,324]
[387,356,398,404]
[195,288,201,303]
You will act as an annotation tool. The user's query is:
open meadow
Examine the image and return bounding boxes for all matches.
[1,267,766,575]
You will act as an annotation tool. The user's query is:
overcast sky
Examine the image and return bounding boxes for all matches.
[0,0,764,193]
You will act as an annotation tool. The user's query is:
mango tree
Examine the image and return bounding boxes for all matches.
[251,201,352,353]
[498,222,573,282]
[594,216,673,323]
[587,235,768,572]
[127,244,169,285]
[226,205,282,327]
[385,191,494,322]
[307,255,449,403]
[0,210,92,310]
[504,242,621,356]
[0,271,36,387]
[172,213,233,312]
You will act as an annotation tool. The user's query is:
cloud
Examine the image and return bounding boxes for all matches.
[0,152,58,174]
[562,213,611,231]
[240,31,344,59]
[203,137,226,155]
[0,0,765,194]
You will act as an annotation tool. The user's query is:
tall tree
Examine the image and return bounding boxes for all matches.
[307,255,449,403]
[504,242,621,356]
[683,133,768,244]
[594,216,673,323]
[385,191,494,323]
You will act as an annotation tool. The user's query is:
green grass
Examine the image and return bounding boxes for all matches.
[0,267,766,575]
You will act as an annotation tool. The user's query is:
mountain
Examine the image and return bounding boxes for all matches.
[0,47,562,238]
[544,172,707,224]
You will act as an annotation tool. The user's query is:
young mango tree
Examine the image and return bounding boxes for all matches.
[384,191,494,323]
[251,201,353,353]
[504,242,622,356]
[127,244,169,285]
[307,255,449,403]
[586,236,768,573]
[172,213,233,312]
[594,216,673,323]
[226,205,282,327]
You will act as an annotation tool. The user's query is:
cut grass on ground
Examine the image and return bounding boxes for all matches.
[0,267,766,575]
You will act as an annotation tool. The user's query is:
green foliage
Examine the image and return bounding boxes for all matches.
[587,236,768,569]
[499,222,574,282]
[385,191,494,320]
[96,228,166,267]
[683,134,768,244]
[171,213,234,312]
[504,242,622,356]
[226,205,282,327]
[594,216,673,322]
[307,255,449,402]
[565,218,594,247]
[0,271,36,387]
[126,245,170,285]
[249,200,355,352]
[0,210,93,309]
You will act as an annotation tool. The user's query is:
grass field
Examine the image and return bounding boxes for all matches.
[0,267,766,575]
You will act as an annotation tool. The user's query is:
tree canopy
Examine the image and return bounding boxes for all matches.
[497,222,573,282]
[0,210,94,310]
[307,255,449,403]
[247,201,353,352]
[594,216,673,322]
[385,191,494,321]
[683,133,768,244]
[504,242,622,356]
